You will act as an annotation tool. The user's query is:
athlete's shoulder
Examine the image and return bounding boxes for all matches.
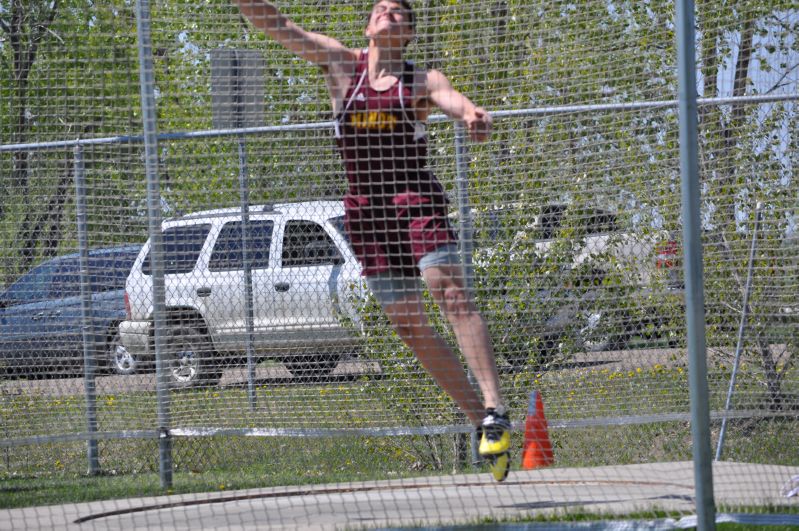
[417,68,454,99]
[424,68,451,86]
[322,47,362,77]
[408,64,439,92]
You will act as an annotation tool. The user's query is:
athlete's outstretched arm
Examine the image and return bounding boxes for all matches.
[233,0,357,67]
[426,69,492,142]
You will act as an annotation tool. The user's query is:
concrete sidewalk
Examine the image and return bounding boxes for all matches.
[2,461,797,530]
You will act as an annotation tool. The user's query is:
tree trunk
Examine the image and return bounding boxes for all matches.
[756,337,784,411]
[702,17,755,293]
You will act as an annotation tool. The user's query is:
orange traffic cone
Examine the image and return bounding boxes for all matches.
[521,390,554,469]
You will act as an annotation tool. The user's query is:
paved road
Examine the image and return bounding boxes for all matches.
[2,461,797,530]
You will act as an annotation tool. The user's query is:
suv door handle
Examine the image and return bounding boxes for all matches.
[196,287,212,297]
[274,282,290,292]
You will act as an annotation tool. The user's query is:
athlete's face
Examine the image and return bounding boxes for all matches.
[366,1,414,48]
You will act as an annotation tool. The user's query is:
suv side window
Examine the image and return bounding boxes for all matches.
[282,220,342,268]
[143,224,211,275]
[209,220,274,271]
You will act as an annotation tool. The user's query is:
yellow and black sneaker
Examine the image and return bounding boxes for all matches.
[478,406,512,482]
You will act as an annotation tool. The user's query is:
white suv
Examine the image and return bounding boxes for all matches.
[119,201,366,387]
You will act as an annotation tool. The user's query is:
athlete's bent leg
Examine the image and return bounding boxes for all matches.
[382,294,485,426]
[383,271,511,480]
[423,265,512,478]
[421,264,503,413]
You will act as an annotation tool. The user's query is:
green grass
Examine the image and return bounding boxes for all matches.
[1,434,471,508]
[1,363,797,513]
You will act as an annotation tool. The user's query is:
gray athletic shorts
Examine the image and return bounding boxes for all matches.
[365,244,461,307]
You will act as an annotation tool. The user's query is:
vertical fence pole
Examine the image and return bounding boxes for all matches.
[454,123,479,466]
[238,135,258,410]
[75,145,100,475]
[135,0,172,489]
[226,49,259,410]
[455,127,476,294]
[676,0,715,528]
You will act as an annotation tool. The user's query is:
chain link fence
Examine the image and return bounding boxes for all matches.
[1,0,798,527]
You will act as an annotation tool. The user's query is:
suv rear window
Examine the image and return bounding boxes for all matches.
[535,206,618,239]
[142,224,211,275]
[535,205,566,240]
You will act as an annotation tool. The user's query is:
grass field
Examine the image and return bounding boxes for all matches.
[2,357,797,520]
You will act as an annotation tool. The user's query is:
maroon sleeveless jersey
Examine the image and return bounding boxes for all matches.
[335,50,456,278]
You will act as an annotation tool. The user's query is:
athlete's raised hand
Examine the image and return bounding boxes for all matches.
[233,0,356,68]
[464,108,492,143]
[426,69,492,143]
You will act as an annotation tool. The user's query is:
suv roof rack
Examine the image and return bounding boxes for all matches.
[167,204,282,222]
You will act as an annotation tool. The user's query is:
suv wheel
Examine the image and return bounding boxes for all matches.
[166,327,222,388]
[108,329,138,375]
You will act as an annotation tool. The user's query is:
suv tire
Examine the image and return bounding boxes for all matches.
[166,326,222,388]
[107,328,138,375]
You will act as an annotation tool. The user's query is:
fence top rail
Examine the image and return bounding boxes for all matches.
[2,408,792,448]
[1,93,796,154]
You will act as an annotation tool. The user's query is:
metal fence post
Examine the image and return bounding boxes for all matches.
[135,0,172,489]
[238,135,258,410]
[74,144,100,475]
[676,0,716,528]
[454,123,479,466]
[454,127,476,295]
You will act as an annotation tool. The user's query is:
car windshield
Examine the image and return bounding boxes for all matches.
[0,248,139,303]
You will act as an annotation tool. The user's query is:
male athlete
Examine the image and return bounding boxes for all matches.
[234,0,511,480]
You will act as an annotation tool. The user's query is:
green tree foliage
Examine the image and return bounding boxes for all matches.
[696,2,798,408]
[1,0,144,282]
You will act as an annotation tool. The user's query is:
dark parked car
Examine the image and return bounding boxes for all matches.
[0,245,141,378]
